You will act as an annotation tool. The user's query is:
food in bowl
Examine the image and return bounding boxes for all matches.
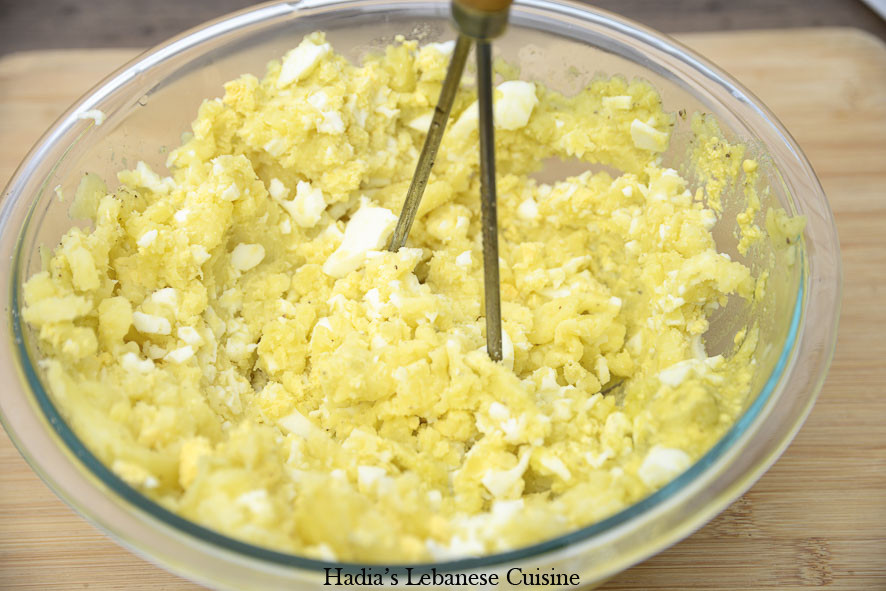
[21,32,801,561]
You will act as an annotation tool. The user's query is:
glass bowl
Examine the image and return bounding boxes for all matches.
[0,0,841,588]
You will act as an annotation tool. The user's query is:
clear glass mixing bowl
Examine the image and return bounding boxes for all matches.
[0,0,841,588]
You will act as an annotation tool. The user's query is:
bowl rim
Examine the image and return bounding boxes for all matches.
[0,0,841,579]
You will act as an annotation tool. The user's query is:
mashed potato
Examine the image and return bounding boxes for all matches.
[23,33,765,561]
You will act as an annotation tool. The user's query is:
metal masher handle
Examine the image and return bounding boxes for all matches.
[456,0,512,362]
[475,39,503,361]
[389,0,513,362]
[388,34,471,252]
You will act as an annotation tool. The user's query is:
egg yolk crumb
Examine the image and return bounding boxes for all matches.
[23,32,764,561]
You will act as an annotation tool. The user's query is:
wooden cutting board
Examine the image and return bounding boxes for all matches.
[1,28,884,590]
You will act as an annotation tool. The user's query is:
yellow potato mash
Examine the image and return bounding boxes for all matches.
[23,33,768,561]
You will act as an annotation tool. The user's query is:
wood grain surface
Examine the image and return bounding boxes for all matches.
[1,28,884,590]
[2,0,886,56]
